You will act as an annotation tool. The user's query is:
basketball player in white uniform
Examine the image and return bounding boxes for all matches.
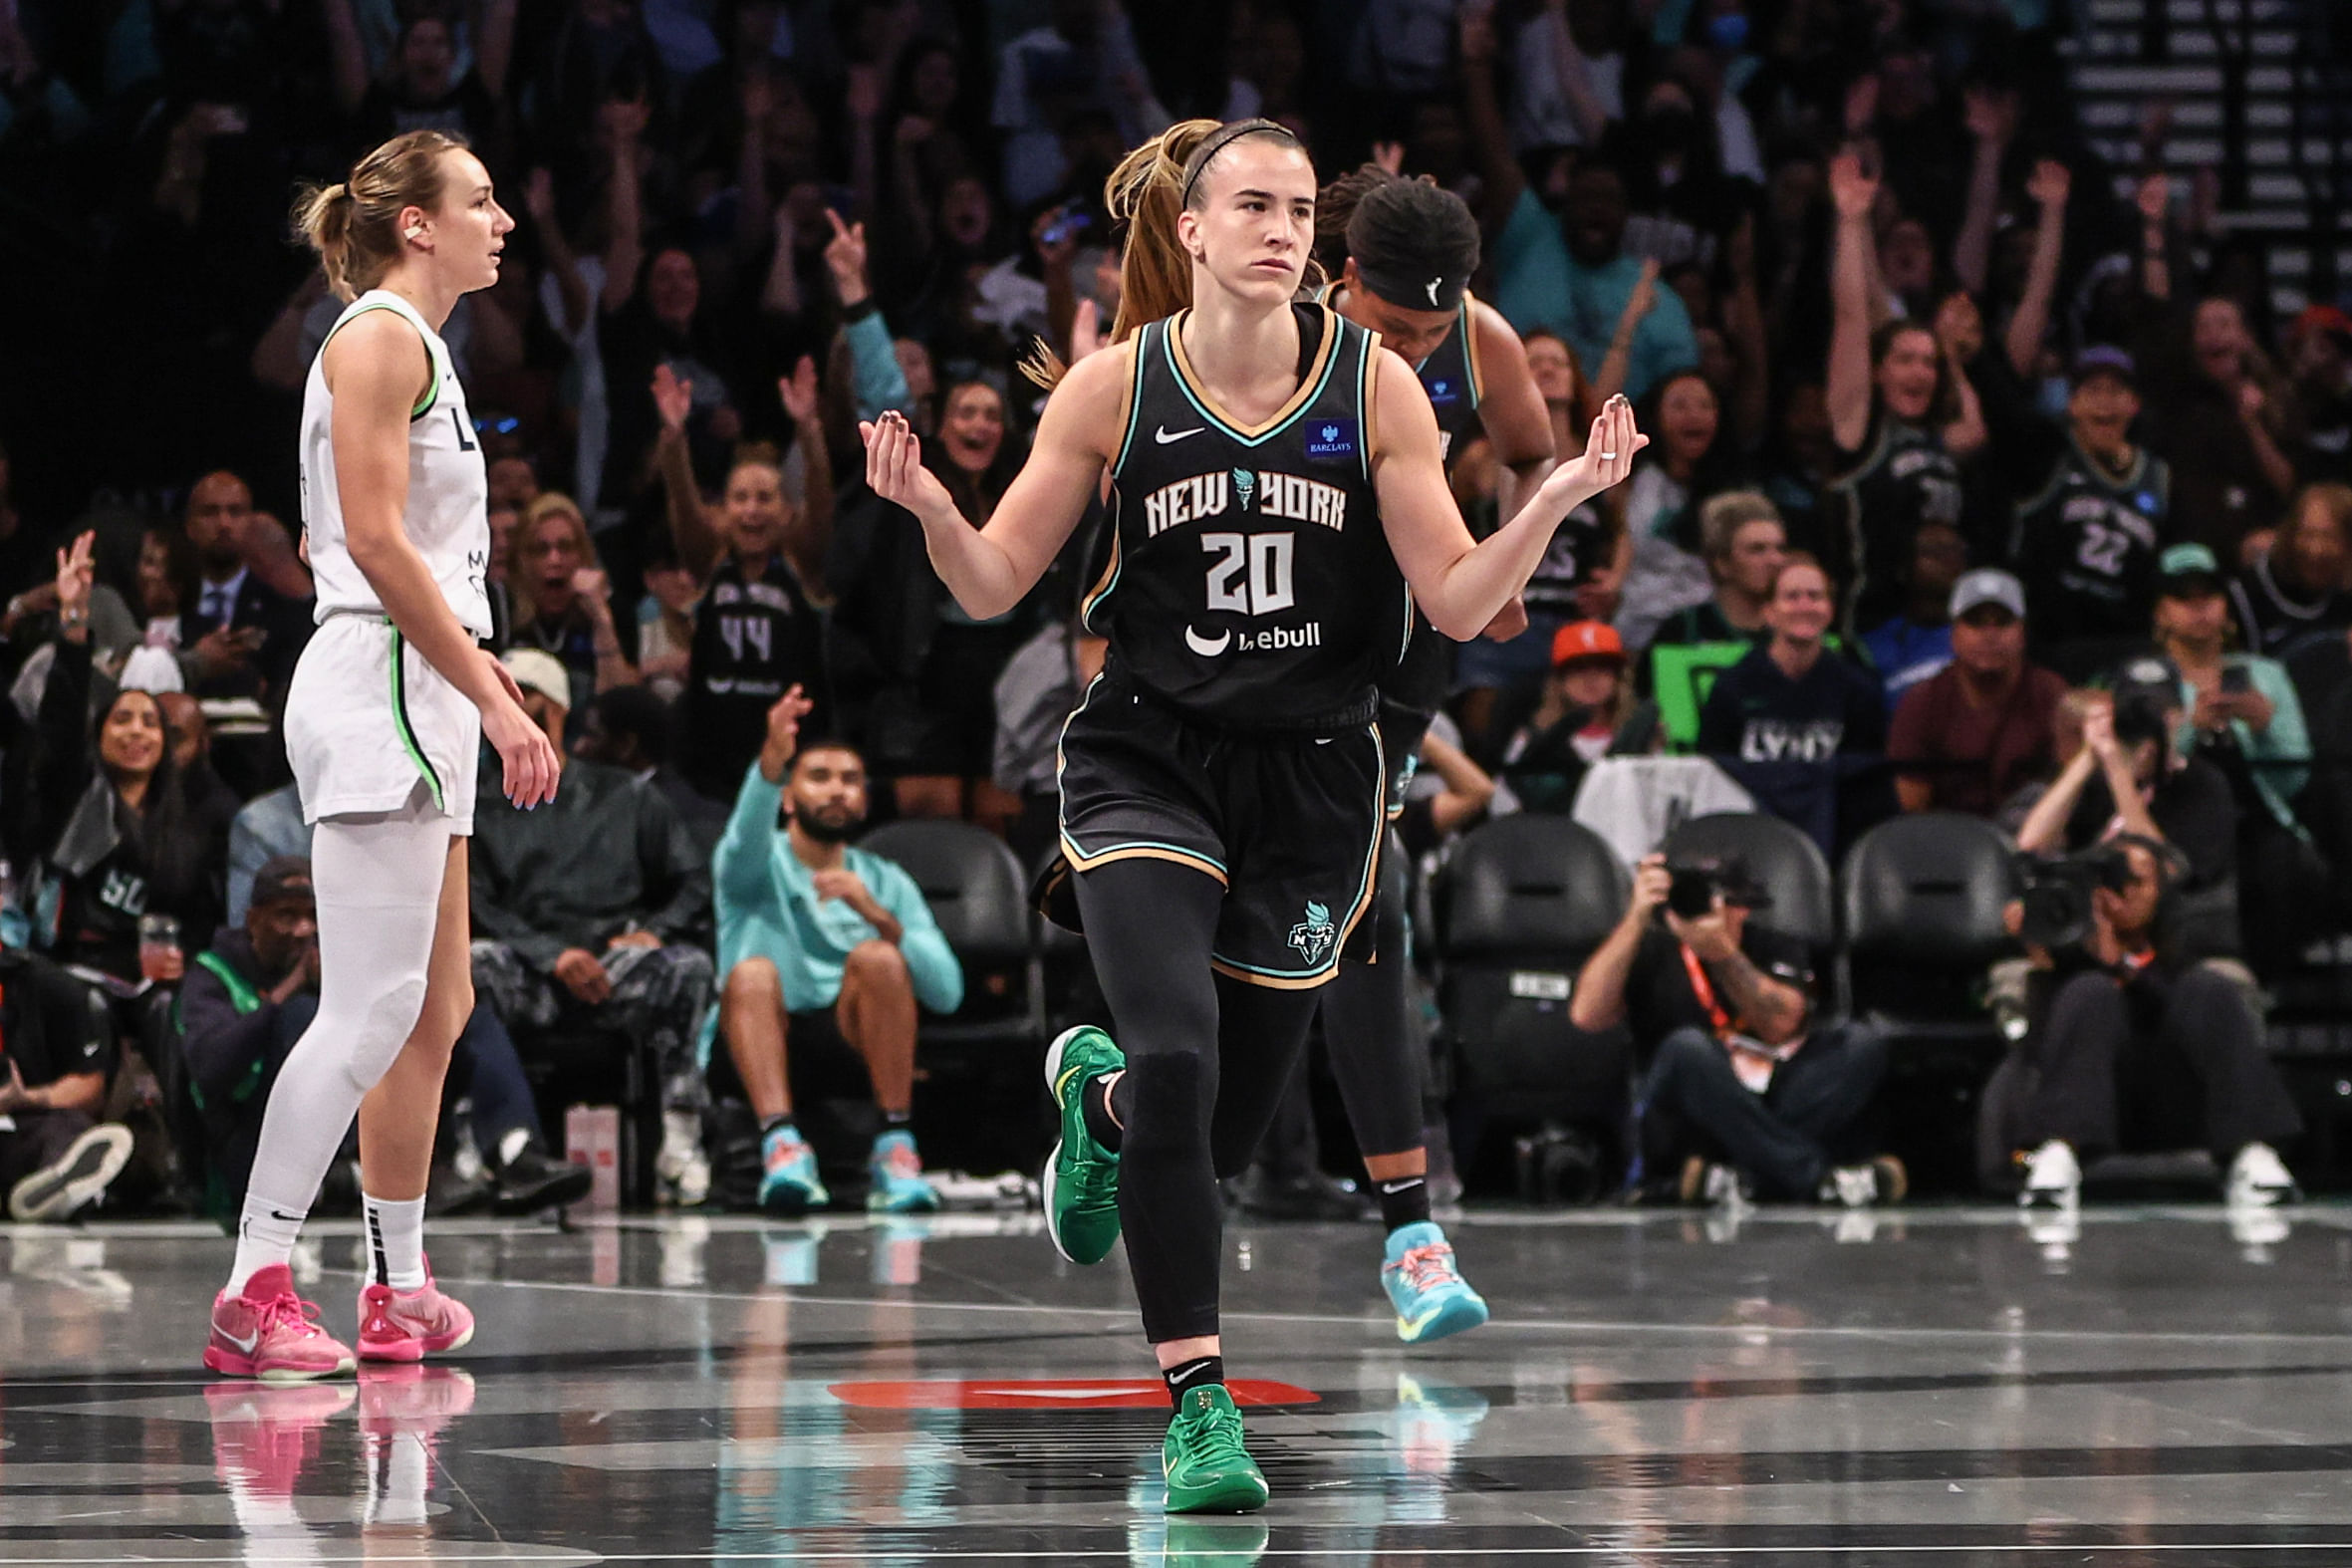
[204,130,560,1381]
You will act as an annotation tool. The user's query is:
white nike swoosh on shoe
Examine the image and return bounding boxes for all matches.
[1155,425,1203,444]
[221,1328,260,1354]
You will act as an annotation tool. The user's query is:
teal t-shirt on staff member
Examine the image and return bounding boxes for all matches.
[708,764,964,1035]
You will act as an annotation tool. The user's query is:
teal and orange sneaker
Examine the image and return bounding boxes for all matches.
[1042,1025,1125,1264]
[867,1130,941,1213]
[1162,1384,1269,1514]
[758,1125,829,1216]
[1380,1221,1488,1344]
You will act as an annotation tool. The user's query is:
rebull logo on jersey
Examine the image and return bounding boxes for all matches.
[1236,623,1322,652]
[1304,420,1359,463]
[1288,900,1337,967]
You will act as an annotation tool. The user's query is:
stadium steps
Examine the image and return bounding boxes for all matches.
[2062,0,2350,316]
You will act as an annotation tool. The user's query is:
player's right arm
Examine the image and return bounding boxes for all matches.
[861,344,1127,622]
[325,311,560,807]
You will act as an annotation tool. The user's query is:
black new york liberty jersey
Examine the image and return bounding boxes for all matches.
[1387,297,1487,715]
[2011,437,2171,645]
[1831,416,1965,635]
[1418,297,1483,464]
[1085,303,1399,727]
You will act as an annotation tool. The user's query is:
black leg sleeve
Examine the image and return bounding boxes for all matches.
[1070,858,1228,1345]
[1318,842,1426,1159]
[1206,973,1324,1179]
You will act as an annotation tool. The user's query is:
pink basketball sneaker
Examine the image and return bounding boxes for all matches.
[357,1259,475,1362]
[204,1263,358,1382]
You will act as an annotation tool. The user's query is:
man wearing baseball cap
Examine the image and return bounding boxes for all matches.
[2011,346,2170,648]
[1889,569,2068,816]
[499,648,572,752]
[180,858,595,1218]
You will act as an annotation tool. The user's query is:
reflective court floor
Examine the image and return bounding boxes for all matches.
[8,1206,2352,1565]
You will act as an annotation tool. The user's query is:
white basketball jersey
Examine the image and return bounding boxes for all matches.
[298,290,493,639]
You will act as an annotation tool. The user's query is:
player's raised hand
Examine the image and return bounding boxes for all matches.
[1542,393,1645,508]
[860,409,956,522]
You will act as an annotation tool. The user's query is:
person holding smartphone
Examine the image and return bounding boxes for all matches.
[1569,853,1900,1207]
[2152,542,2325,963]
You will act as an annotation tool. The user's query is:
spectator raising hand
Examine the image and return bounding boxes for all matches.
[652,363,694,436]
[778,357,822,428]
[824,208,873,307]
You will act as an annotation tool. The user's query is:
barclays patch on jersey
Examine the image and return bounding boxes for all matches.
[1303,418,1360,463]
[1425,377,1461,407]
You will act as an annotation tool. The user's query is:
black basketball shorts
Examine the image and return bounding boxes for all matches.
[1042,676,1386,989]
[1376,697,1437,825]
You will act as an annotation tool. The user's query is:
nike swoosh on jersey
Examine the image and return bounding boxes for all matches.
[1156,425,1204,444]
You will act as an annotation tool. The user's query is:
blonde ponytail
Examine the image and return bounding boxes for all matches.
[293,182,359,299]
[290,131,470,302]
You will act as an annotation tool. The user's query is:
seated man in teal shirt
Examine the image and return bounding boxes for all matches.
[709,689,963,1213]
[1490,162,1699,406]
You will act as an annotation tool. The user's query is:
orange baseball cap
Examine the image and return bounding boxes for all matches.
[1550,620,1626,667]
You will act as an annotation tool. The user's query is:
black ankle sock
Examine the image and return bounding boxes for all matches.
[1081,1075,1125,1153]
[883,1108,912,1128]
[760,1114,797,1140]
[1163,1354,1224,1405]
[1377,1175,1432,1234]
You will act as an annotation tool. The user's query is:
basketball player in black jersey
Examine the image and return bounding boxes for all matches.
[1313,165,1555,1342]
[861,119,1643,1514]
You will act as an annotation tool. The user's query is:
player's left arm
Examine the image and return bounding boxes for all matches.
[1376,348,1642,640]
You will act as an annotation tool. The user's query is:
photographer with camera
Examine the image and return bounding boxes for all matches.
[2003,837,2300,1210]
[2016,656,2236,900]
[1571,855,1900,1206]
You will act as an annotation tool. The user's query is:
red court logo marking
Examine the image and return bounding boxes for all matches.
[827,1379,1320,1410]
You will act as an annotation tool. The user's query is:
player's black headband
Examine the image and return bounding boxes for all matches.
[1357,261,1468,316]
[1179,121,1303,210]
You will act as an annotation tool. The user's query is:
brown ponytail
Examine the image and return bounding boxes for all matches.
[292,130,470,301]
[1021,118,1316,391]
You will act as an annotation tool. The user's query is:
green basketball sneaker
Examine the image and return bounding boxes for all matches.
[1162,1384,1268,1514]
[1042,1024,1125,1264]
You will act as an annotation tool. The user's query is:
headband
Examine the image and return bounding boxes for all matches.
[1179,122,1299,210]
[1356,259,1468,315]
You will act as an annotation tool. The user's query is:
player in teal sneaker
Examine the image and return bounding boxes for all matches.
[1380,1221,1489,1343]
[1042,1024,1125,1263]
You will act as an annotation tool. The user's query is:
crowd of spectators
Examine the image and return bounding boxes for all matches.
[3,0,2351,1215]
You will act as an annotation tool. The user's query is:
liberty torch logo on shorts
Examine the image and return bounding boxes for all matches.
[1288,901,1337,967]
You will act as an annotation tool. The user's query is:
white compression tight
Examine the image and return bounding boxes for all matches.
[228,808,452,1293]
